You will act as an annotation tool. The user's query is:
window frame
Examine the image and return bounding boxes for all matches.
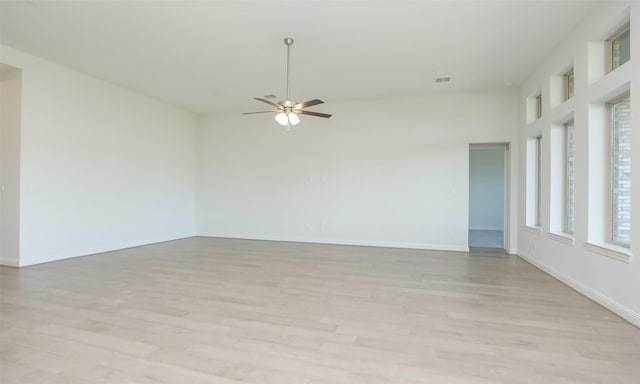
[610,24,630,71]
[535,94,542,119]
[565,70,574,100]
[536,135,542,227]
[563,122,575,235]
[607,93,631,247]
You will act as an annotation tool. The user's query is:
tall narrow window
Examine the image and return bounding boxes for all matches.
[610,95,631,246]
[611,26,630,70]
[536,136,542,227]
[566,70,574,100]
[526,137,542,227]
[535,94,542,119]
[564,123,575,234]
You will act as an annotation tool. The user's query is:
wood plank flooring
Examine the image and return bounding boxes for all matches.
[1,237,639,383]
[468,230,503,249]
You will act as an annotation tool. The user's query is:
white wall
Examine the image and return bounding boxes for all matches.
[469,147,504,230]
[518,2,640,326]
[0,65,22,266]
[198,91,519,252]
[0,46,198,266]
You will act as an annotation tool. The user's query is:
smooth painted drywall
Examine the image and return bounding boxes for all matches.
[518,2,640,326]
[0,46,198,266]
[198,91,519,252]
[0,65,22,266]
[469,147,504,230]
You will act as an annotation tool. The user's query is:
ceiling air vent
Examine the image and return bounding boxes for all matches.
[434,76,451,84]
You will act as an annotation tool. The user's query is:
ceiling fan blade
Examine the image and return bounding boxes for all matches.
[242,111,277,114]
[254,97,282,109]
[298,110,332,118]
[295,99,324,109]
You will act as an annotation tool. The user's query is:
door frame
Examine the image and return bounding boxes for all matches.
[468,143,511,251]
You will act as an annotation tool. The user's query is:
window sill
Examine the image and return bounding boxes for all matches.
[584,242,632,264]
[548,232,575,246]
[523,226,543,235]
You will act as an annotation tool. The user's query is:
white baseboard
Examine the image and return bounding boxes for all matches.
[198,233,469,253]
[469,226,504,231]
[18,233,196,267]
[518,251,640,328]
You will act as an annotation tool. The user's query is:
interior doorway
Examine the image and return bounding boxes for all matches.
[469,143,508,249]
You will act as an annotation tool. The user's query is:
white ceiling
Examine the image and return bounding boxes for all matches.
[1,0,597,114]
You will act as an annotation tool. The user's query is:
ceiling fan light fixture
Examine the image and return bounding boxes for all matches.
[275,112,289,126]
[275,111,300,126]
[288,112,300,125]
[243,37,332,127]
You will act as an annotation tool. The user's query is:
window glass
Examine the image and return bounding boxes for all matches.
[536,136,542,227]
[612,27,630,70]
[566,71,574,99]
[611,95,631,245]
[565,123,575,234]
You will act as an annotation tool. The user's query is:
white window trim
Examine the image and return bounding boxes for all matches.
[526,136,542,227]
[535,136,542,227]
[548,231,575,246]
[523,225,543,235]
[608,94,631,248]
[609,24,630,71]
[584,241,632,263]
[563,122,575,235]
[565,69,574,100]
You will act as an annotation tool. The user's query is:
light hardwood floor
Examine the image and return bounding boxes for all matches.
[1,237,639,383]
[468,230,503,249]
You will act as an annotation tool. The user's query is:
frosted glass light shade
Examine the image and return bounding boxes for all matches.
[288,112,300,125]
[275,112,289,126]
[275,111,300,126]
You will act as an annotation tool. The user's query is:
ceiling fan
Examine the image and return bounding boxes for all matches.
[243,37,332,129]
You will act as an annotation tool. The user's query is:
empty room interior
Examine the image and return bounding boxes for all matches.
[1,1,639,383]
